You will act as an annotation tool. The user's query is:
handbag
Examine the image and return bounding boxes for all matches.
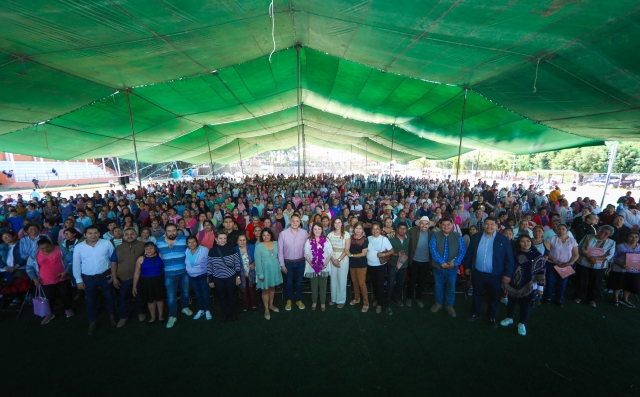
[33,285,51,317]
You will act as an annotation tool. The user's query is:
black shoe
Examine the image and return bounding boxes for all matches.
[620,300,636,308]
[489,318,498,328]
[543,299,551,305]
[233,316,239,323]
[467,315,481,322]
[553,300,564,308]
[219,316,226,325]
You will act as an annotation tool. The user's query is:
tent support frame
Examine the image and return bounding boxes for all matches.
[455,88,468,182]
[125,89,141,187]
[205,125,215,176]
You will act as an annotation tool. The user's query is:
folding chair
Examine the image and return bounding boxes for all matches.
[0,290,32,319]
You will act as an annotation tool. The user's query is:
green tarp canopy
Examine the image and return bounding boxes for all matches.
[1,0,636,164]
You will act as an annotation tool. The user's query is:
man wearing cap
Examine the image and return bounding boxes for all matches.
[380,205,396,222]
[407,216,432,308]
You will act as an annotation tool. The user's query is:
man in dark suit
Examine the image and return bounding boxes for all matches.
[464,217,515,328]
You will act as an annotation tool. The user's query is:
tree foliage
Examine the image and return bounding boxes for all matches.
[424,141,640,174]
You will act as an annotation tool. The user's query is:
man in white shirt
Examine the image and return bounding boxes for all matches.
[73,225,116,335]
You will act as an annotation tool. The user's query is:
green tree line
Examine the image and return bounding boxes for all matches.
[429,142,640,174]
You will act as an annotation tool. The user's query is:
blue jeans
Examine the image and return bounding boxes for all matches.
[386,266,407,306]
[433,267,458,306]
[117,278,146,319]
[189,274,210,311]
[165,272,190,317]
[83,275,115,323]
[544,263,569,303]
[285,260,304,301]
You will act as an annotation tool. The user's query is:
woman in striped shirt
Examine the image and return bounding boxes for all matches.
[207,231,241,324]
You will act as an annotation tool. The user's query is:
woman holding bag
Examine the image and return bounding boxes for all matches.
[304,223,334,311]
[29,238,74,324]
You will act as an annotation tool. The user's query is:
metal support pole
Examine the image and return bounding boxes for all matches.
[116,157,122,176]
[205,125,215,176]
[125,89,142,187]
[601,141,619,208]
[301,105,307,176]
[296,45,302,186]
[511,154,516,178]
[390,125,395,171]
[455,88,468,182]
[365,140,368,174]
[237,139,244,175]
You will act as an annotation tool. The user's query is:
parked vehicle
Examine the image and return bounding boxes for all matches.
[590,175,621,188]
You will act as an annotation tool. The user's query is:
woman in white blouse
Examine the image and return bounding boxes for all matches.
[304,223,334,311]
[367,223,394,314]
[545,224,579,307]
[327,218,351,308]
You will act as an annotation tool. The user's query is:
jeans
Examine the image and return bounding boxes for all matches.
[407,260,429,301]
[506,292,534,324]
[165,272,190,317]
[544,263,570,303]
[433,267,458,306]
[189,274,210,312]
[213,276,237,319]
[83,275,115,323]
[369,265,386,307]
[471,270,501,319]
[284,259,305,301]
[117,278,146,319]
[386,266,407,306]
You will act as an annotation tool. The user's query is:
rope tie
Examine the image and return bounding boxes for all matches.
[268,0,276,63]
[533,58,541,93]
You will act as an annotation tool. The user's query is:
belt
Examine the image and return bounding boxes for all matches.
[284,257,304,263]
[81,269,111,279]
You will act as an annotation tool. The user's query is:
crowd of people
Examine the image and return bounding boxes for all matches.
[0,174,638,337]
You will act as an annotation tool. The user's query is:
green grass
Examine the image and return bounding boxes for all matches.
[2,289,639,397]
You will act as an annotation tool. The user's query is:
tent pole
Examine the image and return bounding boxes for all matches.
[301,104,306,176]
[600,141,619,208]
[296,45,302,187]
[125,89,142,187]
[455,88,468,182]
[365,140,368,175]
[237,140,244,175]
[205,126,215,177]
[116,157,122,176]
[389,125,395,181]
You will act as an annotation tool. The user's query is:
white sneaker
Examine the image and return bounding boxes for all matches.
[181,307,193,316]
[193,310,204,320]
[500,297,509,305]
[205,311,212,320]
[500,318,513,326]
[518,323,527,336]
[166,316,177,329]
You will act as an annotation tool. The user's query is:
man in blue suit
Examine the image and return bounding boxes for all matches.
[464,217,515,328]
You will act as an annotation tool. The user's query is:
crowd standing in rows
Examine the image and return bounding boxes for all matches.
[1,174,638,336]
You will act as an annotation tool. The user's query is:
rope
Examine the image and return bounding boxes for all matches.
[268,0,276,63]
[533,58,541,93]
